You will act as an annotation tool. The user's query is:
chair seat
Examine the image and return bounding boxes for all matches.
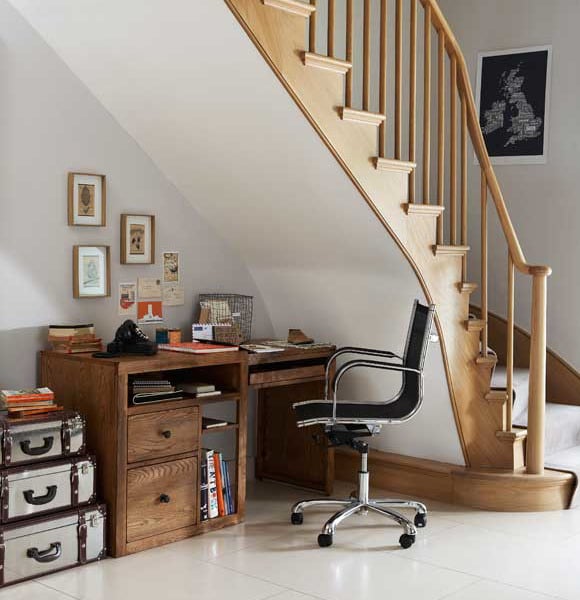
[294,399,411,424]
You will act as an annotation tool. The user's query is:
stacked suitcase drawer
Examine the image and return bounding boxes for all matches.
[0,410,106,587]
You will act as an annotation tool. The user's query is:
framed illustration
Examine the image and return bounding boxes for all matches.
[476,45,552,165]
[73,245,111,298]
[121,214,155,264]
[68,173,106,226]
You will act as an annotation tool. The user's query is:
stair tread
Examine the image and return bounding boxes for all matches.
[262,0,315,17]
[459,282,478,294]
[373,157,416,174]
[433,245,470,256]
[496,428,528,442]
[465,318,486,332]
[302,52,352,74]
[403,203,445,216]
[340,107,385,126]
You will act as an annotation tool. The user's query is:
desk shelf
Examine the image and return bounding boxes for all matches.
[202,423,239,434]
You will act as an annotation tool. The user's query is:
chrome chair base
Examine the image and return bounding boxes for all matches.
[290,448,427,549]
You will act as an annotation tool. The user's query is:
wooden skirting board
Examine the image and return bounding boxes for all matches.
[335,447,575,512]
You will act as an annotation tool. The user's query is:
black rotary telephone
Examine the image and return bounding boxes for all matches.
[97,320,158,357]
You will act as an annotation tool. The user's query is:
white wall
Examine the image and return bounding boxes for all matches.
[0,0,273,390]
[6,0,465,464]
[438,0,580,369]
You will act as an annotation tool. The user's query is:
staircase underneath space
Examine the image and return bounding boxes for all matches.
[225,0,577,509]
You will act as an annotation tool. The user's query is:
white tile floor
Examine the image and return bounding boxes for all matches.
[3,480,579,600]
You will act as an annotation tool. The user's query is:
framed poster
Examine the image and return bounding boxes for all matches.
[121,214,155,264]
[68,173,106,226]
[476,45,552,164]
[73,245,111,298]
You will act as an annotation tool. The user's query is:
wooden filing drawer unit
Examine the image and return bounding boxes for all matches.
[40,351,248,557]
[127,407,199,463]
[127,457,198,542]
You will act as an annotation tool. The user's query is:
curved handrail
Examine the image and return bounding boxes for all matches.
[421,0,551,277]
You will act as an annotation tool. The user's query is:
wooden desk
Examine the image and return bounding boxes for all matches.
[40,350,247,557]
[247,345,336,495]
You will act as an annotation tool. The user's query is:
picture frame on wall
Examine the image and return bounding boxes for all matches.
[476,45,552,165]
[121,214,155,264]
[68,172,106,226]
[73,245,111,298]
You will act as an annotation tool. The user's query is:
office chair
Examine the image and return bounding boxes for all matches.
[290,300,436,549]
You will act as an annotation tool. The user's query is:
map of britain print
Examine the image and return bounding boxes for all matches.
[478,48,550,161]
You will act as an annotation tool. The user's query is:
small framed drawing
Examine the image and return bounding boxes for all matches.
[121,214,155,264]
[68,173,106,226]
[476,45,552,165]
[73,245,111,298]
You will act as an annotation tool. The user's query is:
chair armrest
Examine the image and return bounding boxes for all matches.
[329,359,421,421]
[324,347,402,400]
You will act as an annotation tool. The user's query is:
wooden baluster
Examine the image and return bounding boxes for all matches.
[345,0,353,107]
[309,0,317,54]
[527,270,549,475]
[409,0,417,203]
[395,0,403,159]
[449,55,457,244]
[436,29,445,244]
[481,169,488,357]
[423,4,432,204]
[363,0,371,111]
[379,0,388,157]
[461,93,468,278]
[506,254,515,432]
[327,0,335,57]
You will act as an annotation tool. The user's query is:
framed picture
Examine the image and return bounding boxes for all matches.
[121,214,155,264]
[476,45,552,165]
[68,173,106,226]
[73,245,111,298]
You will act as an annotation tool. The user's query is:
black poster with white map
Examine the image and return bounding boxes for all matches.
[477,47,551,164]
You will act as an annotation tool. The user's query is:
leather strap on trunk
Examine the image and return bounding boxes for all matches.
[70,463,79,508]
[0,530,5,586]
[78,512,87,564]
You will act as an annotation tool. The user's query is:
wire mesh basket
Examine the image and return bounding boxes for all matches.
[198,293,253,344]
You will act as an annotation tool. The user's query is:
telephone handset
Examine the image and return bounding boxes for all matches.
[101,320,158,356]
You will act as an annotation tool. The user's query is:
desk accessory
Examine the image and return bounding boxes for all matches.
[107,320,157,356]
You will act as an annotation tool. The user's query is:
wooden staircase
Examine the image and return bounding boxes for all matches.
[225,0,574,509]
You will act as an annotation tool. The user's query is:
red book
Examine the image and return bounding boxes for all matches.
[213,452,226,517]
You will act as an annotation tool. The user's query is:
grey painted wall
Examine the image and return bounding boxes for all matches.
[438,0,580,369]
[0,0,273,390]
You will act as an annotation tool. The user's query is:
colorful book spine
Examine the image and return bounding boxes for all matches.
[226,459,235,514]
[213,452,225,517]
[205,449,219,519]
[200,460,209,522]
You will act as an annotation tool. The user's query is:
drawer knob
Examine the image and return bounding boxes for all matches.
[159,494,171,504]
[161,430,172,439]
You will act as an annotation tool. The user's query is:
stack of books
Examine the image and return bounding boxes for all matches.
[0,388,63,418]
[181,382,221,398]
[199,449,235,521]
[131,379,184,405]
[48,324,102,354]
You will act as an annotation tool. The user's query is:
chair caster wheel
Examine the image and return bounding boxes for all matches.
[414,513,427,528]
[291,512,303,525]
[317,533,333,547]
[399,534,415,549]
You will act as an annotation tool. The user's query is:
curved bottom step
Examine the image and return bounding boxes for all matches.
[335,447,575,512]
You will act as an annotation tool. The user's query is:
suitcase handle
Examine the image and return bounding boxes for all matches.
[20,436,54,456]
[26,542,62,563]
[23,485,58,506]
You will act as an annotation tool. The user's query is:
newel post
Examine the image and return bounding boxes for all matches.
[526,268,550,475]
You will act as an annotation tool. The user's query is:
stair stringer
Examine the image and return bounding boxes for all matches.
[226,0,514,469]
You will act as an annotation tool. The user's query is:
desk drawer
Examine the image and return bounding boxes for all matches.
[127,407,199,464]
[249,365,326,387]
[126,457,197,542]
